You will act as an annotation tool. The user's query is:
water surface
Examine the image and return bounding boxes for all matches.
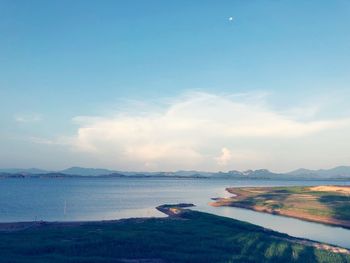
[0,177,349,248]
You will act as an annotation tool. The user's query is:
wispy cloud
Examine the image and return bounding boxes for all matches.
[14,113,42,123]
[28,136,71,146]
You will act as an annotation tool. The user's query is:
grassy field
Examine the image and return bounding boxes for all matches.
[211,185,350,228]
[0,205,349,263]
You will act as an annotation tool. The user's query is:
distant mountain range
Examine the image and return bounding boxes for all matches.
[60,167,118,176]
[0,168,49,174]
[0,166,349,180]
[287,166,350,178]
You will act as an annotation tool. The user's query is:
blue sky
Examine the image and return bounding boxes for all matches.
[1,0,350,171]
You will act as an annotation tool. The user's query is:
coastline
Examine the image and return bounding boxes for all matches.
[0,204,349,256]
[210,185,350,229]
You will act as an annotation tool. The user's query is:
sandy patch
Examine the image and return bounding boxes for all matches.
[309,186,350,195]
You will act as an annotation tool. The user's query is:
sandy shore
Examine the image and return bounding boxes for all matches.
[309,185,350,195]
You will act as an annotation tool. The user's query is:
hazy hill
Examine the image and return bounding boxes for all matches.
[0,166,349,180]
[0,168,49,174]
[60,167,117,176]
[287,166,350,179]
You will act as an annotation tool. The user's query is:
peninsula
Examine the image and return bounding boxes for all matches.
[0,204,349,262]
[211,185,350,229]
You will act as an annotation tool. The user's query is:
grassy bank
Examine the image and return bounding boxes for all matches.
[211,185,350,228]
[0,206,349,263]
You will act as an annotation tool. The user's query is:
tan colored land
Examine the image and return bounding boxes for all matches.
[210,185,350,229]
[310,185,350,195]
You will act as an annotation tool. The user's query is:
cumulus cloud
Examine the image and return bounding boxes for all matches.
[66,92,349,171]
[215,148,232,166]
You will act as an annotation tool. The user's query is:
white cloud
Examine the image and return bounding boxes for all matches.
[215,148,232,166]
[66,92,349,171]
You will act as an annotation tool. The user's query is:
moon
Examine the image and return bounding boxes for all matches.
[228,17,234,21]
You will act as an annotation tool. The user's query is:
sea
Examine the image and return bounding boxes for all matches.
[0,177,349,248]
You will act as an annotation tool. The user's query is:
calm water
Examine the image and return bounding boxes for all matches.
[0,177,349,248]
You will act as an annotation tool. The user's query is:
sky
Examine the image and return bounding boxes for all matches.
[1,0,350,172]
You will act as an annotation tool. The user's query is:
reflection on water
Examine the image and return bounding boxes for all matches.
[0,177,349,248]
[196,205,350,249]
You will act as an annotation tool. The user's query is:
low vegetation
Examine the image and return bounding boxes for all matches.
[211,185,350,228]
[0,206,349,263]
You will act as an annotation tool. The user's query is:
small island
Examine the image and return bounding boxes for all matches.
[211,185,350,229]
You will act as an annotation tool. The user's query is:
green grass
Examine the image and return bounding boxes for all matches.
[219,186,350,227]
[0,209,349,263]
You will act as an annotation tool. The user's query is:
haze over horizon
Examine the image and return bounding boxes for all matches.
[2,165,350,177]
[1,1,350,173]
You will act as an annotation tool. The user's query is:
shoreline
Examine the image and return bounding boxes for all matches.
[0,203,196,232]
[211,200,350,229]
[210,185,350,229]
[0,204,349,255]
